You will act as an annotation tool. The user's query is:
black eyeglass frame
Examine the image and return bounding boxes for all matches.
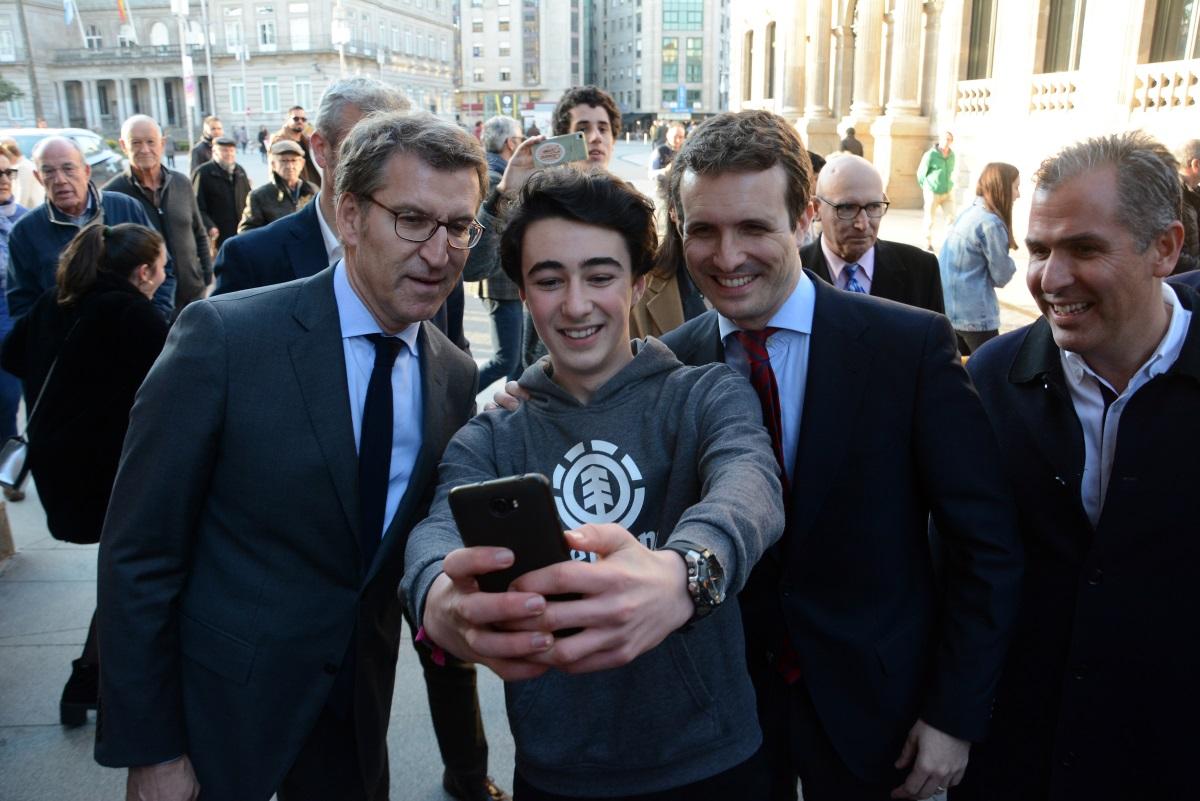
[0,169,17,180]
[815,196,891,220]
[362,195,485,250]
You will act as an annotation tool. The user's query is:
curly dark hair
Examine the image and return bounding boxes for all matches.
[551,86,622,138]
[499,167,656,287]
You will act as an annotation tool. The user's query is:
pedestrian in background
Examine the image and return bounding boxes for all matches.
[193,135,251,254]
[918,130,956,250]
[257,125,270,163]
[0,145,28,502]
[939,162,1020,355]
[238,139,316,233]
[1,222,168,727]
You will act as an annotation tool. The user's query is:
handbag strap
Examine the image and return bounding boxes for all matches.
[21,319,81,437]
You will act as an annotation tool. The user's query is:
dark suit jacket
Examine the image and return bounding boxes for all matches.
[94,268,478,801]
[961,287,1200,801]
[802,236,945,314]
[661,274,1022,781]
[213,199,326,295]
[192,159,252,249]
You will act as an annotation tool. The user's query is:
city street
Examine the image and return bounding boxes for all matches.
[0,138,1037,801]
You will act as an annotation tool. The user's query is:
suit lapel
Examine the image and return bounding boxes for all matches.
[287,268,362,555]
[366,322,452,583]
[803,239,833,285]
[788,280,873,539]
[285,203,330,281]
[869,242,905,302]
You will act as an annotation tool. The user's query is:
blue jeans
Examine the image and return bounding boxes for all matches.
[478,298,523,389]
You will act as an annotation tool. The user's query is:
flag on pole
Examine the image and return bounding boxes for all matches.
[117,0,129,24]
[63,0,74,26]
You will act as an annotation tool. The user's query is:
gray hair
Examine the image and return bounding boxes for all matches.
[481,115,521,154]
[1176,138,1200,168]
[31,135,84,165]
[335,111,488,204]
[1035,130,1181,251]
[315,77,411,146]
[120,114,162,144]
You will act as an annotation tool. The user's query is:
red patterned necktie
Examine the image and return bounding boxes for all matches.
[733,327,787,488]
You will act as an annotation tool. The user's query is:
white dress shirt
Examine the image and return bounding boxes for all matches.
[1061,283,1192,526]
[334,262,423,538]
[316,192,344,266]
[820,237,876,294]
[717,272,816,482]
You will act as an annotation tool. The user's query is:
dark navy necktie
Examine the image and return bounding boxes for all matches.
[358,333,403,568]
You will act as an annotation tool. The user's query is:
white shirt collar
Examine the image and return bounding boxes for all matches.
[315,192,343,267]
[717,270,816,341]
[1061,282,1189,391]
[819,236,876,284]
[332,260,420,354]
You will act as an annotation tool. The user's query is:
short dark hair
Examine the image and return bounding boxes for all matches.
[499,167,656,287]
[552,86,621,138]
[669,110,813,227]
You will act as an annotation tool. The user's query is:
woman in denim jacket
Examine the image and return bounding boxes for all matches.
[939,162,1019,354]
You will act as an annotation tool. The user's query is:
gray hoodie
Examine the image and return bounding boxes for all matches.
[404,337,784,796]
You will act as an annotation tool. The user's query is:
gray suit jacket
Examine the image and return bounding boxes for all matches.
[94,267,477,801]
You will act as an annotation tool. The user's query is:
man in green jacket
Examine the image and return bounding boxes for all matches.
[917,131,956,251]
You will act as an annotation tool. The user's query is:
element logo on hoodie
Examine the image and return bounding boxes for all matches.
[552,439,647,532]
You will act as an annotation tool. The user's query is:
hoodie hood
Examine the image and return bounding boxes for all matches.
[517,336,683,409]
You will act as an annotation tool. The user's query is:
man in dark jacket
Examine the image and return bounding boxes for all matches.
[238,139,316,233]
[189,116,222,175]
[272,105,322,187]
[7,136,174,319]
[105,114,213,310]
[960,131,1200,801]
[193,135,251,252]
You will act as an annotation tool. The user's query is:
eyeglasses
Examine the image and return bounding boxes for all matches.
[816,196,890,220]
[364,195,484,250]
[0,169,17,180]
[291,115,307,123]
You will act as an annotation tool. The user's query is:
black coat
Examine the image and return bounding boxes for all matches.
[960,285,1200,800]
[0,275,168,543]
[189,138,213,176]
[662,275,1022,781]
[802,236,945,314]
[237,173,316,233]
[192,160,251,249]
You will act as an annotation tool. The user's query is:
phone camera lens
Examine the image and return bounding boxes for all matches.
[489,497,510,515]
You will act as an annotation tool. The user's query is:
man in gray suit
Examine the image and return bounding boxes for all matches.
[95,112,486,801]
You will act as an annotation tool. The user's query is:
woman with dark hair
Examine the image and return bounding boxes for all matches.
[630,206,707,338]
[1,222,169,726]
[939,162,1020,355]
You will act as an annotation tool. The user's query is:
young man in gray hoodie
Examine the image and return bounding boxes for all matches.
[403,168,785,800]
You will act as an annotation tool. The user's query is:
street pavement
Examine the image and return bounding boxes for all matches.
[0,139,1027,800]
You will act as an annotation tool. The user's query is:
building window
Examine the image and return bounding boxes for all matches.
[290,17,310,49]
[1148,0,1200,62]
[150,21,170,47]
[97,83,111,115]
[686,37,702,83]
[473,68,485,82]
[294,79,312,109]
[472,18,483,33]
[404,29,413,55]
[663,0,702,30]
[473,43,483,57]
[0,29,18,61]
[742,30,753,100]
[259,20,277,51]
[7,98,20,120]
[499,17,511,32]
[500,68,512,81]
[230,80,246,114]
[85,25,102,50]
[764,23,775,98]
[1040,0,1085,73]
[499,42,511,57]
[662,36,679,82]
[262,78,280,112]
[965,0,997,79]
[225,21,243,51]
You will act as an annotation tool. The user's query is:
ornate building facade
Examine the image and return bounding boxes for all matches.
[733,0,1200,208]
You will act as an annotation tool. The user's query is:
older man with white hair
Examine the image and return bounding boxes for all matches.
[6,135,171,319]
[105,113,211,310]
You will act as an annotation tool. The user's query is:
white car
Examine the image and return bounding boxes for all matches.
[0,127,128,184]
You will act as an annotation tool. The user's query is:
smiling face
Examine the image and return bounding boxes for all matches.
[120,118,164,175]
[815,156,887,263]
[678,165,810,331]
[567,104,615,166]
[337,151,481,334]
[1026,166,1180,384]
[215,143,238,166]
[520,217,645,402]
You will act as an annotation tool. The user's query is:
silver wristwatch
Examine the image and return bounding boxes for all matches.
[676,548,725,622]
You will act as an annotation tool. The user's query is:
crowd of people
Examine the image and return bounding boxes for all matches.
[1,75,1196,801]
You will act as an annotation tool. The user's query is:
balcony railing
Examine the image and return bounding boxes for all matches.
[955,79,994,115]
[1030,71,1079,112]
[1131,59,1200,112]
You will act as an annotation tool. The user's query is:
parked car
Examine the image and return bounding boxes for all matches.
[0,128,127,185]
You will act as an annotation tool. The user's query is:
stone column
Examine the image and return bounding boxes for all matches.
[848,0,884,118]
[800,0,838,153]
[920,0,944,118]
[82,79,97,130]
[778,7,805,121]
[871,0,932,208]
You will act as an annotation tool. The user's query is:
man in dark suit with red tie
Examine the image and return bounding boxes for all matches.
[657,112,1022,801]
[802,154,945,314]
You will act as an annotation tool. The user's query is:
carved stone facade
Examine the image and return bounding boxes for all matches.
[732,1,1200,209]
